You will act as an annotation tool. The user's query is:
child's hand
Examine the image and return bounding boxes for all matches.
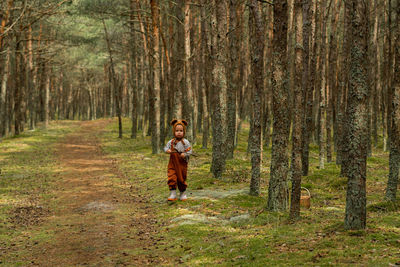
[180,153,186,159]
[166,149,172,154]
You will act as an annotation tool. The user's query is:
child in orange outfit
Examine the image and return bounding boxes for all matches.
[164,119,193,201]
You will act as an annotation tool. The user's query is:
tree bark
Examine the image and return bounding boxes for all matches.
[210,0,228,179]
[0,0,14,50]
[301,0,314,176]
[200,0,210,149]
[130,0,138,139]
[385,1,400,201]
[386,0,393,151]
[339,0,352,176]
[267,0,290,211]
[14,33,23,135]
[182,1,194,142]
[318,0,327,169]
[136,0,152,137]
[174,1,184,120]
[226,0,240,159]
[150,0,161,153]
[289,0,304,220]
[0,47,10,137]
[327,0,340,163]
[248,0,264,196]
[344,0,369,230]
[44,66,50,129]
[371,0,379,148]
[263,5,273,148]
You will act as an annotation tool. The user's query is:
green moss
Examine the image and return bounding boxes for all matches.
[97,119,400,265]
[0,118,393,266]
[1,118,398,266]
[367,200,400,212]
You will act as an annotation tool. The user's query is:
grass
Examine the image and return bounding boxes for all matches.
[0,118,399,266]
[0,121,80,265]
[100,118,400,266]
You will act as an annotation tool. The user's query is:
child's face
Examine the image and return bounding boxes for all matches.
[175,125,184,139]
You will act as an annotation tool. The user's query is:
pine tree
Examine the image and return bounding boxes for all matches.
[344,0,369,230]
[267,0,290,211]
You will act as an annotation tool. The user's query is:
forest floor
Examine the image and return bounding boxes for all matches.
[0,120,168,266]
[1,118,400,266]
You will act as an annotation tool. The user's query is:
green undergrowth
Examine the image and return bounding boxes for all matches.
[101,118,399,266]
[0,121,80,265]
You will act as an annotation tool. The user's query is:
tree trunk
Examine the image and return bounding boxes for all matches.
[0,47,10,137]
[327,0,340,163]
[103,20,122,138]
[192,16,199,144]
[267,0,290,211]
[130,0,138,139]
[289,0,304,221]
[226,0,240,159]
[263,5,273,148]
[248,0,264,196]
[386,0,393,151]
[301,0,314,176]
[318,0,327,169]
[130,62,137,138]
[57,72,63,120]
[344,0,369,230]
[27,25,35,129]
[5,68,12,136]
[371,0,379,148]
[200,0,210,149]
[44,67,50,129]
[0,0,14,50]
[136,0,152,137]
[210,0,228,179]
[385,1,400,201]
[14,34,22,135]
[150,0,161,153]
[174,1,184,120]
[339,1,352,176]
[182,1,194,142]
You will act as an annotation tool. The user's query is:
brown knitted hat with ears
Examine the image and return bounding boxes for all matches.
[170,119,188,138]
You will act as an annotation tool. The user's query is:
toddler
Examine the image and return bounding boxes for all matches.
[164,119,192,201]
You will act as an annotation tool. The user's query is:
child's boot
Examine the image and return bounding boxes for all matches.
[179,191,188,201]
[168,190,177,201]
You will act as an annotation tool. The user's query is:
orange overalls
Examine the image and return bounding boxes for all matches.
[167,139,188,192]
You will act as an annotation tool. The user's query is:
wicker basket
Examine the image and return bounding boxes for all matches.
[300,187,311,209]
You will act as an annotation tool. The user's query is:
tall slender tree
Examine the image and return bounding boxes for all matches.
[267,0,290,211]
[385,0,400,201]
[0,47,10,137]
[226,0,240,159]
[182,1,194,142]
[150,0,161,153]
[318,0,327,169]
[248,0,264,196]
[344,0,369,230]
[130,0,138,139]
[301,0,314,176]
[289,0,304,220]
[200,0,210,149]
[210,0,228,178]
[385,0,393,152]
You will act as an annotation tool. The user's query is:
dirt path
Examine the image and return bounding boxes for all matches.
[30,120,163,266]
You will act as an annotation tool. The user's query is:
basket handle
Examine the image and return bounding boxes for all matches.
[301,187,311,197]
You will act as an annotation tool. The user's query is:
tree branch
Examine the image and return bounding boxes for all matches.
[0,0,27,38]
[256,0,274,5]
